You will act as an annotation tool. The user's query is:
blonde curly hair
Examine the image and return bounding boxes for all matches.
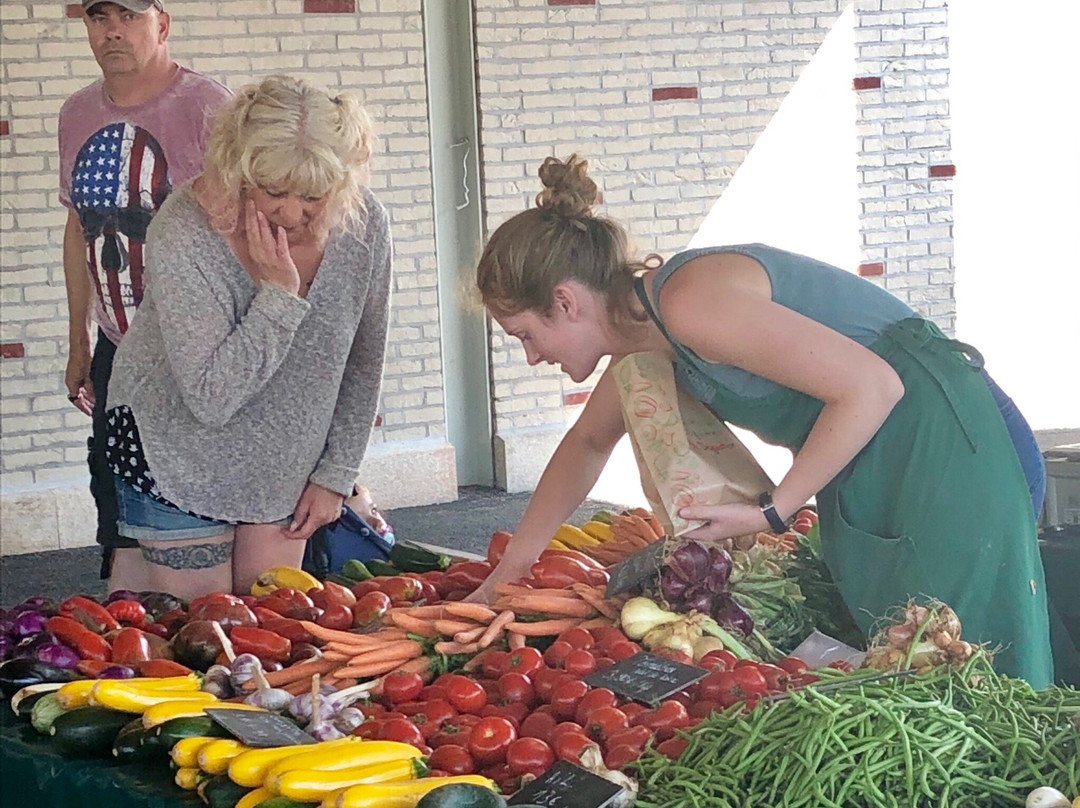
[476,154,656,327]
[200,75,375,235]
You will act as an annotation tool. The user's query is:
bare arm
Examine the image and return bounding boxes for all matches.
[662,254,904,537]
[62,208,95,415]
[468,367,627,601]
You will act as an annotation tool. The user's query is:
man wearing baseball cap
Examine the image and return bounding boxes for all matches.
[59,0,232,592]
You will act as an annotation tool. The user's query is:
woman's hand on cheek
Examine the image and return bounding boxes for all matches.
[284,482,345,541]
[679,502,767,542]
[245,199,301,295]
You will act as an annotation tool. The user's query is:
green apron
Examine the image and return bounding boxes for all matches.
[644,296,1054,686]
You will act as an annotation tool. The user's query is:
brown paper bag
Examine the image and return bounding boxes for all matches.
[613,351,774,537]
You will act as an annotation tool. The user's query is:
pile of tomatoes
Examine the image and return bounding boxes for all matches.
[347,621,821,794]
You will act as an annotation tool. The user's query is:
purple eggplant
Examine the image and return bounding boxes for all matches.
[667,541,711,583]
[12,632,57,659]
[11,611,49,639]
[711,593,755,637]
[97,665,137,679]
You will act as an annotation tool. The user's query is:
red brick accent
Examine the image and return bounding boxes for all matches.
[852,76,882,90]
[303,0,355,11]
[652,86,699,102]
[66,3,83,17]
[858,262,885,277]
[1,343,26,359]
[373,414,383,427]
[548,0,596,4]
[0,121,9,137]
[563,391,591,406]
[929,164,957,178]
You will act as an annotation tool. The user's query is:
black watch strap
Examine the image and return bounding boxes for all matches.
[758,491,789,533]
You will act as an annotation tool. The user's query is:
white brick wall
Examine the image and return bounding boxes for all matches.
[0,1,443,507]
[474,0,845,438]
[855,0,955,330]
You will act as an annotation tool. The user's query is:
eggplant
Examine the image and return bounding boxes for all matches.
[11,611,49,639]
[170,620,224,671]
[97,665,137,679]
[138,592,186,621]
[12,632,58,660]
[34,643,81,670]
[0,658,78,698]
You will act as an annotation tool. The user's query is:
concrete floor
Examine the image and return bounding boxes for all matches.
[0,486,627,608]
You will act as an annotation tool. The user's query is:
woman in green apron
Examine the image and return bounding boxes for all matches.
[472,155,1054,687]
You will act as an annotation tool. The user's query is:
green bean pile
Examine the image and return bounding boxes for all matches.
[632,653,1079,808]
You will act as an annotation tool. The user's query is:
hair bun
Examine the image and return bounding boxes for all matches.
[535,154,599,217]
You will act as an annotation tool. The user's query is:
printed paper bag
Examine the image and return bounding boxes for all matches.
[613,351,774,537]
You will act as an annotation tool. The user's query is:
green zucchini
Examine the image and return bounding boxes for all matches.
[11,682,65,717]
[390,542,452,573]
[326,572,363,588]
[415,783,508,808]
[341,559,373,581]
[30,692,69,734]
[49,706,133,757]
[199,774,252,808]
[154,714,232,748]
[364,558,400,577]
[112,716,166,763]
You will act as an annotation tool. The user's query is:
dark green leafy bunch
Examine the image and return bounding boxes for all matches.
[632,651,1080,808]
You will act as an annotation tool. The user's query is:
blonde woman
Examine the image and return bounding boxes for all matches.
[106,75,391,599]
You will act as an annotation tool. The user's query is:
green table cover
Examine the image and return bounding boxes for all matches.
[0,706,201,808]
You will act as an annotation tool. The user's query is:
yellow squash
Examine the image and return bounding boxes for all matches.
[251,565,322,595]
[170,735,218,768]
[197,738,251,775]
[91,681,218,713]
[174,767,203,790]
[581,520,615,543]
[228,737,358,787]
[265,739,422,781]
[554,523,601,548]
[142,700,263,729]
[273,758,427,801]
[235,786,276,808]
[327,775,498,808]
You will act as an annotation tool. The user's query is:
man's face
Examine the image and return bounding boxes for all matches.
[84,3,169,79]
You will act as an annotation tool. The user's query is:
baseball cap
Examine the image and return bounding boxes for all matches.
[82,0,164,12]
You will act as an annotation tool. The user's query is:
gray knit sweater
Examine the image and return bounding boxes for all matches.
[108,183,392,523]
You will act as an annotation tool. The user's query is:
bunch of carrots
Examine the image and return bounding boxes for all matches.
[384,601,517,656]
[586,509,665,566]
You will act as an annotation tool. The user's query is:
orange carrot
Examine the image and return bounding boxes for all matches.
[506,618,582,636]
[333,658,417,679]
[321,651,352,662]
[578,617,617,631]
[442,602,498,623]
[433,618,481,636]
[453,626,487,644]
[478,610,516,649]
[299,621,372,646]
[388,612,439,637]
[507,632,526,650]
[435,640,481,655]
[346,640,425,665]
[510,596,597,619]
[260,656,339,688]
[627,514,661,543]
[570,585,621,620]
[386,605,446,619]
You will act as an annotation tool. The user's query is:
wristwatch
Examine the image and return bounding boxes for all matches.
[758,491,790,533]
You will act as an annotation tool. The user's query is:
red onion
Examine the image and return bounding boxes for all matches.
[667,541,711,583]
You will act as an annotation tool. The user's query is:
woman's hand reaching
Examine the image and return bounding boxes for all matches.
[284,481,345,541]
[679,501,769,542]
[465,556,533,605]
[245,199,301,295]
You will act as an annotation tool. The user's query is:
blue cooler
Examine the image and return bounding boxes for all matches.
[302,504,395,579]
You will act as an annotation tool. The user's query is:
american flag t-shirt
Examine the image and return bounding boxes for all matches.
[70,122,171,337]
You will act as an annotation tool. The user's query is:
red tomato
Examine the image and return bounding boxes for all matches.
[573,687,617,725]
[584,706,628,743]
[486,531,513,567]
[418,685,449,702]
[468,716,517,765]
[594,656,615,670]
[352,591,391,627]
[532,667,568,703]
[481,650,510,680]
[651,647,694,666]
[505,737,555,777]
[519,711,558,745]
[556,627,595,650]
[349,580,382,599]
[732,666,768,698]
[591,626,629,651]
[776,656,809,676]
[757,663,791,692]
[563,649,597,677]
[549,721,585,746]
[639,700,691,741]
[607,725,652,752]
[605,744,643,770]
[619,702,650,724]
[352,719,382,740]
[497,672,535,707]
[827,659,856,673]
[699,649,738,672]
[382,670,424,705]
[706,671,745,708]
[445,675,488,714]
[543,640,573,668]
[689,700,722,719]
[314,603,354,631]
[378,717,424,747]
[428,715,480,748]
[480,701,529,730]
[655,736,690,760]
[606,641,641,662]
[698,671,727,702]
[503,647,544,678]
[378,576,422,603]
[552,731,594,764]
[549,679,590,720]
[427,744,475,775]
[402,699,457,740]
[479,763,519,795]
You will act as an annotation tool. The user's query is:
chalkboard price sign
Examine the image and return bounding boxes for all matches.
[205,708,316,748]
[604,539,665,597]
[507,760,624,808]
[584,651,707,706]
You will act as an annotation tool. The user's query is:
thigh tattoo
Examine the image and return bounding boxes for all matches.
[141,541,232,570]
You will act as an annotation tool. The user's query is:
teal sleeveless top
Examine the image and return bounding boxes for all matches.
[651,244,915,406]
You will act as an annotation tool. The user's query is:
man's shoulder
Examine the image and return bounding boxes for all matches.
[167,68,233,113]
[59,78,106,121]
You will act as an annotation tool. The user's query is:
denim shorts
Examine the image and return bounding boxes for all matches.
[114,477,231,542]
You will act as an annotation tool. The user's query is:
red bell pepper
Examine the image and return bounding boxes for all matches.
[443,561,493,593]
[229,626,291,663]
[258,615,317,646]
[60,596,121,634]
[529,556,594,588]
[110,627,153,665]
[105,599,147,627]
[487,531,513,567]
[46,615,112,662]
